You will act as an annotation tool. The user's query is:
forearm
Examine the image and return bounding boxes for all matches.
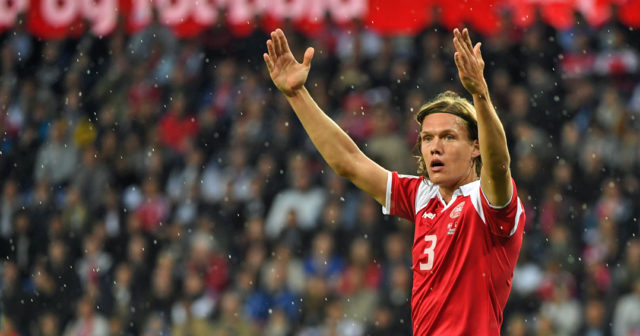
[473,88,510,175]
[474,87,512,206]
[265,29,387,204]
[452,27,512,204]
[286,87,363,177]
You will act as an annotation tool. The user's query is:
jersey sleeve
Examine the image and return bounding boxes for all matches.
[382,171,423,221]
[473,179,525,237]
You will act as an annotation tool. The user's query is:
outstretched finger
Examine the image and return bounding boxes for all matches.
[453,28,462,48]
[453,29,470,57]
[453,29,467,52]
[460,28,475,56]
[452,35,461,53]
[271,31,283,55]
[453,51,462,70]
[454,51,468,75]
[275,29,289,56]
[267,40,276,62]
[263,53,274,72]
[453,37,469,63]
[277,29,292,54]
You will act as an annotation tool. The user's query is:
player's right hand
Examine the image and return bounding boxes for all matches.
[264,29,315,97]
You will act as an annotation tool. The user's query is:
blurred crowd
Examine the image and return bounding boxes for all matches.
[1,12,640,336]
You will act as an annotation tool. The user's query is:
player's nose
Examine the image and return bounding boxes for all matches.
[430,138,443,154]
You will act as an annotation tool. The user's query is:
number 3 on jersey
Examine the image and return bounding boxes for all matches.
[419,234,437,271]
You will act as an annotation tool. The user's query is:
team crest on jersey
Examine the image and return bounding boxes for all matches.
[450,201,465,219]
[448,221,458,235]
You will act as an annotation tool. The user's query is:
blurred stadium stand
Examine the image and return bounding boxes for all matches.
[1,1,640,335]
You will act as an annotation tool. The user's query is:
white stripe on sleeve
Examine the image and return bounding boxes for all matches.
[382,171,392,215]
[509,198,524,237]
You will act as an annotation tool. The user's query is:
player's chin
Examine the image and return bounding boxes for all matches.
[429,172,458,187]
[428,172,444,184]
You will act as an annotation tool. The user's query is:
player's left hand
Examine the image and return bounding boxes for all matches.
[453,28,487,96]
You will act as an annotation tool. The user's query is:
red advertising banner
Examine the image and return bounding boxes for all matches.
[0,0,639,39]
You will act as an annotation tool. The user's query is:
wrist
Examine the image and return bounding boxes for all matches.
[472,85,490,101]
[285,86,308,99]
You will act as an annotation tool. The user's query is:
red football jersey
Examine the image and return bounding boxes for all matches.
[383,171,525,336]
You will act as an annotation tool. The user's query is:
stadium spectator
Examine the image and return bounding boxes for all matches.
[62,295,109,336]
[0,11,639,335]
[265,156,326,238]
[34,311,61,336]
[210,290,254,336]
[34,120,77,187]
[0,179,20,239]
[580,298,607,336]
[612,277,640,336]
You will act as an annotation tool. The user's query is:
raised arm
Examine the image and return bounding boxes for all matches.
[453,28,512,206]
[263,29,388,205]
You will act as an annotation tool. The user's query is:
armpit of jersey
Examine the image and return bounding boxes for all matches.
[382,171,435,220]
[469,179,524,237]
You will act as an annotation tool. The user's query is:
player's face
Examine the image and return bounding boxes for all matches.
[420,113,479,188]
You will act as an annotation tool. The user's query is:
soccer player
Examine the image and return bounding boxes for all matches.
[264,27,525,335]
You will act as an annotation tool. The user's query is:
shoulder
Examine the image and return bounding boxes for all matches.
[413,177,438,211]
[415,177,437,198]
[394,173,434,190]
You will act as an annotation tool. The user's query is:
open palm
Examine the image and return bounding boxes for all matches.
[264,29,315,97]
[453,28,487,96]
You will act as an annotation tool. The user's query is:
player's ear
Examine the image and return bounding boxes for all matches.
[471,139,480,159]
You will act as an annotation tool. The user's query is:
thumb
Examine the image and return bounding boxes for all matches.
[302,47,315,67]
[474,42,483,61]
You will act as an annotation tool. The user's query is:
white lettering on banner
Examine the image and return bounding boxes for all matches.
[82,0,117,36]
[576,0,611,25]
[327,0,366,23]
[228,0,250,24]
[193,0,219,25]
[308,0,325,23]
[268,0,306,20]
[0,0,27,26]
[157,0,193,25]
[577,0,594,12]
[41,0,78,26]
[228,0,267,24]
[1,0,625,38]
[0,0,365,33]
[225,0,365,25]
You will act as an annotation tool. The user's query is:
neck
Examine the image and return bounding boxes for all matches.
[438,187,455,204]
